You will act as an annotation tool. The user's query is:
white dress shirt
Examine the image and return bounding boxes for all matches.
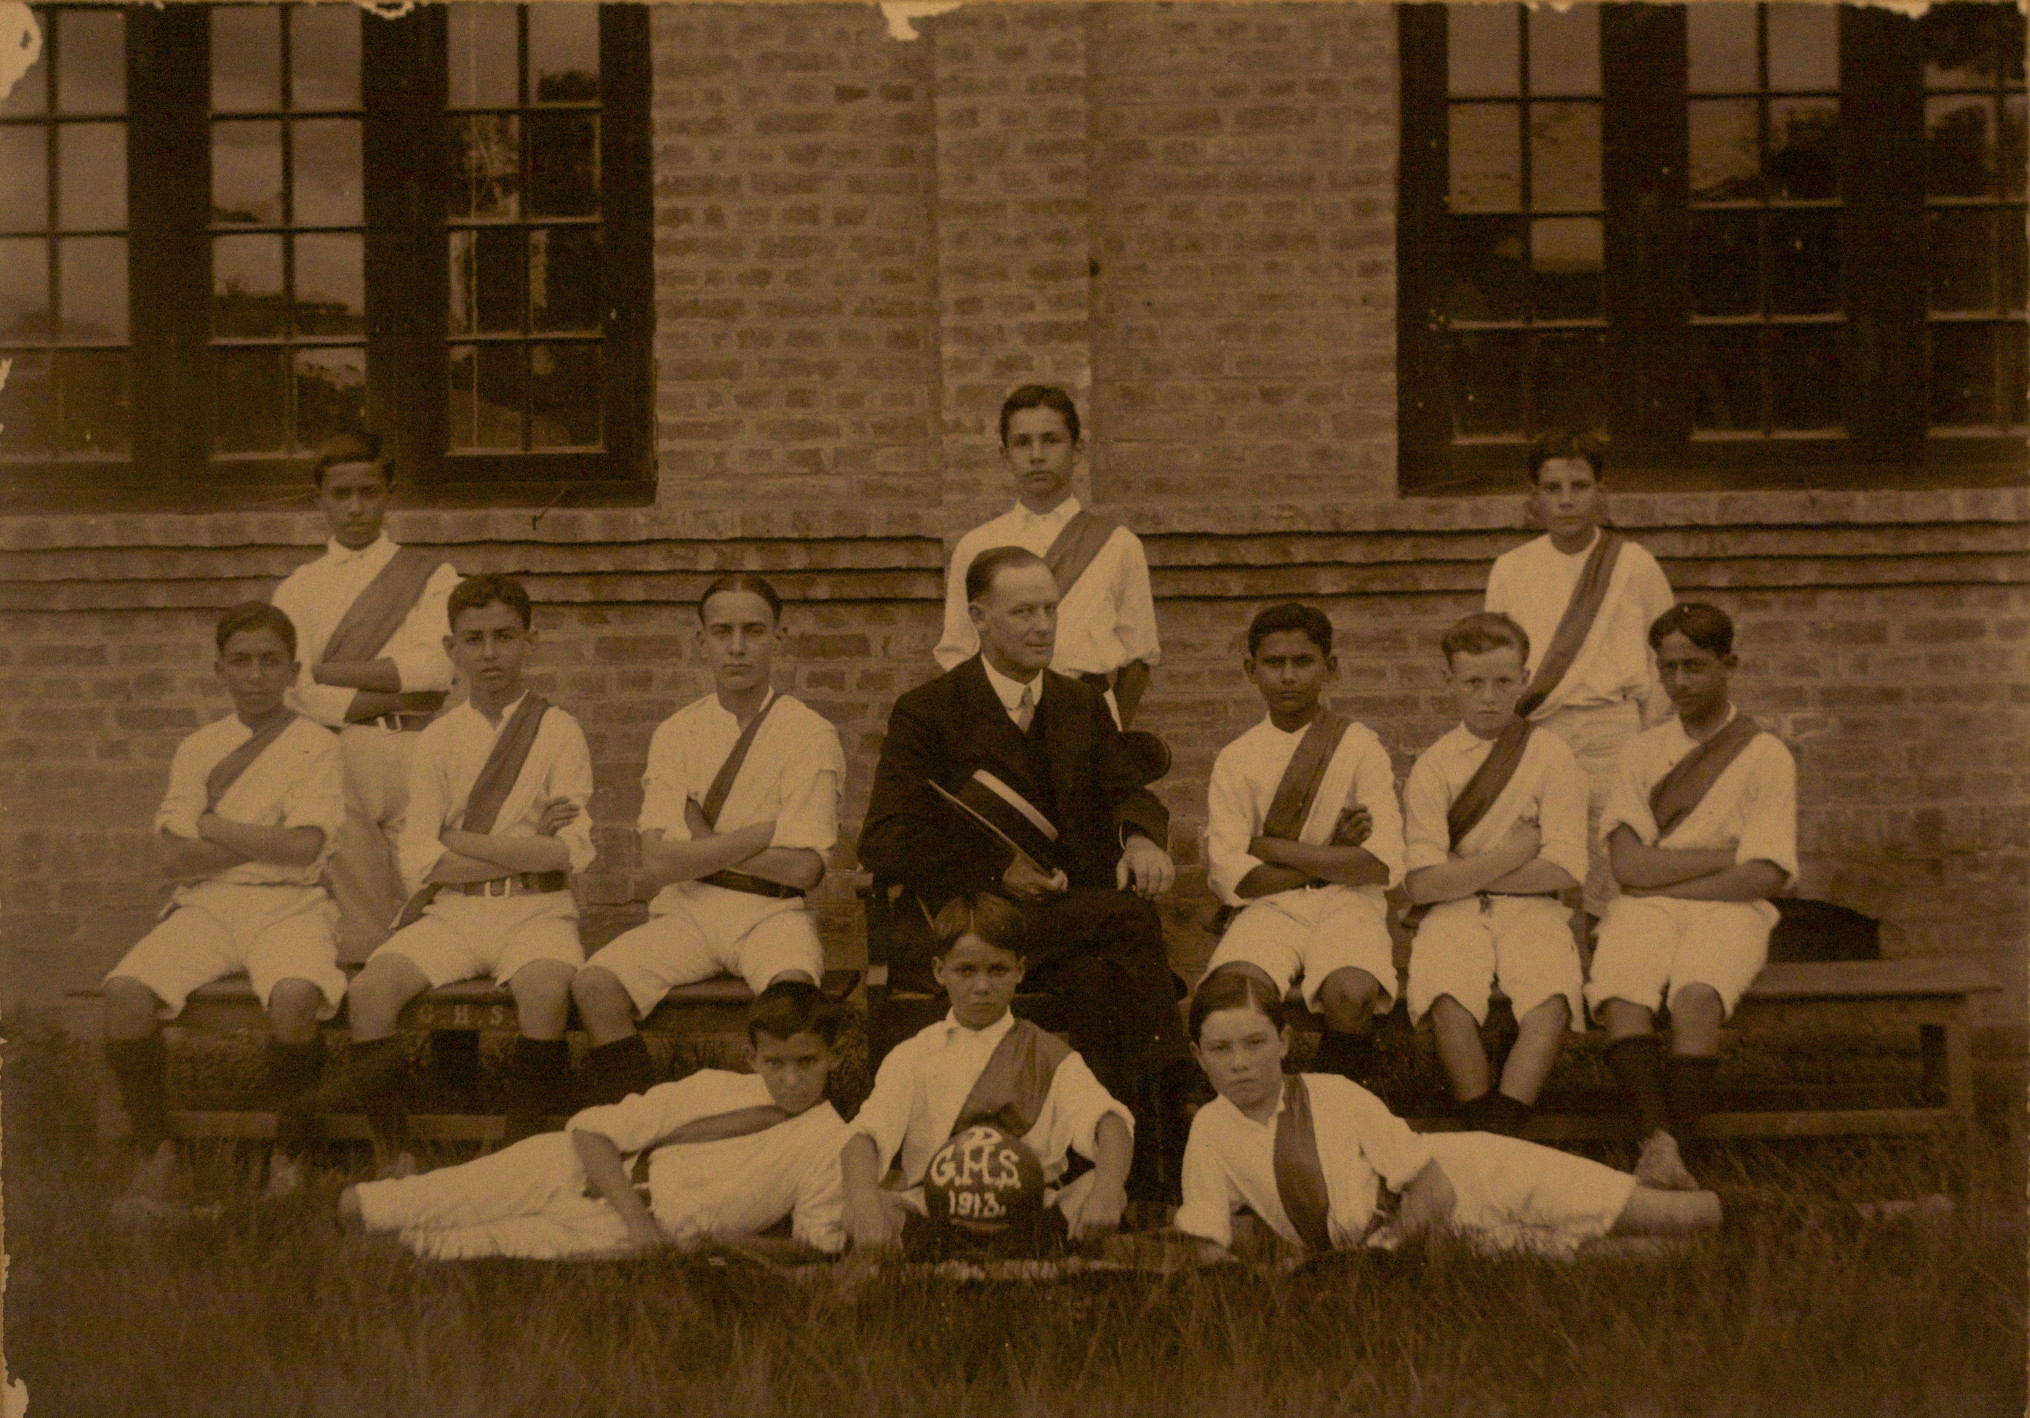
[1205,712,1406,906]
[849,1010,1133,1189]
[1484,531,1675,723]
[271,535,460,728]
[1402,722,1590,886]
[156,714,346,888]
[935,497,1161,677]
[979,656,1046,729]
[396,693,596,895]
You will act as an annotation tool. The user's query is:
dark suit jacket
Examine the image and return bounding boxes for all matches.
[859,656,1170,910]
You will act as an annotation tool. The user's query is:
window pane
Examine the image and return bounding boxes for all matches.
[450,114,521,220]
[2002,95,2025,202]
[1926,96,1996,199]
[55,348,127,454]
[448,4,520,110]
[1448,105,1521,212]
[1444,216,1528,322]
[1768,323,1842,429]
[294,233,364,336]
[448,343,523,449]
[58,235,124,341]
[295,346,366,446]
[1450,331,1526,436]
[1530,216,1602,319]
[1766,98,1839,202]
[1687,6,1759,94]
[1921,5,2010,90]
[1693,326,1761,431]
[529,342,599,448]
[211,7,282,114]
[527,112,599,217]
[1529,329,1605,434]
[55,9,124,115]
[213,120,284,224]
[212,232,286,338]
[1768,209,1840,315]
[1528,103,1600,211]
[1,18,47,116]
[1766,5,1839,92]
[531,226,602,333]
[1528,6,1599,97]
[447,226,525,334]
[290,7,361,111]
[1929,208,1997,313]
[1689,100,1760,203]
[0,350,50,452]
[213,345,288,451]
[2003,322,2026,427]
[1688,210,1761,317]
[0,130,47,232]
[0,238,50,339]
[56,122,124,230]
[529,5,600,103]
[1929,322,1996,426]
[1448,6,1519,98]
[292,119,362,227]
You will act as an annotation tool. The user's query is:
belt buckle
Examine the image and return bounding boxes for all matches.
[486,876,512,897]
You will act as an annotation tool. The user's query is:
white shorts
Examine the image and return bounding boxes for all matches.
[1584,895,1775,1023]
[1204,885,1396,1012]
[370,889,583,989]
[107,881,346,1021]
[584,883,823,1016]
[1427,1132,1638,1259]
[356,1131,634,1260]
[1406,895,1583,1031]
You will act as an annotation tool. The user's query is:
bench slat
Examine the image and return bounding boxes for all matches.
[1742,959,2000,1002]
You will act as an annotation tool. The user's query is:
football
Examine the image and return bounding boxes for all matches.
[921,1123,1046,1236]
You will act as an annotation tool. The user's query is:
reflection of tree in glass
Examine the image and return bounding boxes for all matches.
[1766,105,1837,202]
[1927,102,1997,197]
[1919,6,2019,88]
[536,71,598,104]
[452,115,520,220]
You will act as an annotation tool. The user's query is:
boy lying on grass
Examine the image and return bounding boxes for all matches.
[338,981,848,1260]
[1175,969,1722,1260]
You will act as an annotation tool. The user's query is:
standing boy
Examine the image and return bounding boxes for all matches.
[103,603,348,1213]
[1484,431,1675,924]
[572,574,845,1105]
[340,981,850,1260]
[1202,603,1406,1086]
[1401,612,1589,1135]
[1586,603,1796,1190]
[935,385,1160,726]
[841,893,1135,1258]
[271,431,459,960]
[325,574,594,1166]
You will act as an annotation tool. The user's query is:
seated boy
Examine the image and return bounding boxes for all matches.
[1202,603,1405,1084]
[1177,970,1720,1261]
[104,602,348,1213]
[1402,612,1588,1135]
[840,892,1135,1258]
[1586,603,1796,1191]
[324,573,594,1168]
[340,980,850,1260]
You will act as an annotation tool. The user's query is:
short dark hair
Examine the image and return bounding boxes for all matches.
[1246,602,1334,659]
[1526,430,1604,484]
[447,573,533,632]
[965,545,1050,606]
[215,601,298,658]
[1649,601,1735,658]
[311,430,390,488]
[1440,611,1530,668]
[697,573,783,625]
[998,384,1081,446]
[746,979,848,1048]
[1188,966,1288,1045]
[931,892,1029,961]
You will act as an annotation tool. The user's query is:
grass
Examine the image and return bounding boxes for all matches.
[4,1022,2025,1418]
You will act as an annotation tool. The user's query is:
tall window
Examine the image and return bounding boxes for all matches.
[1399,2,2028,493]
[0,3,652,514]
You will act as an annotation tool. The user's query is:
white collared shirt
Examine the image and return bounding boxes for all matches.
[935,497,1161,677]
[1601,707,1798,890]
[1402,722,1590,886]
[1484,531,1675,723]
[849,1010,1132,1189]
[396,693,596,895]
[979,657,1046,728]
[1205,712,1406,906]
[155,713,345,887]
[271,535,460,728]
[1175,1073,1434,1252]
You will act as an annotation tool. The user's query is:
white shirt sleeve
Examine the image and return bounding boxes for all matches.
[790,1123,850,1255]
[934,535,982,672]
[1049,1051,1134,1164]
[280,729,348,863]
[637,718,691,840]
[153,732,210,840]
[1599,735,1659,847]
[1172,1115,1238,1248]
[271,574,359,727]
[546,714,598,875]
[1110,530,1161,667]
[386,561,459,695]
[1484,552,1516,617]
[1534,734,1592,886]
[847,1039,919,1176]
[1399,748,1453,876]
[1205,745,1263,906]
[1628,550,1676,727]
[1332,1079,1433,1193]
[1348,736,1405,888]
[770,724,845,853]
[396,726,453,896]
[1733,739,1799,883]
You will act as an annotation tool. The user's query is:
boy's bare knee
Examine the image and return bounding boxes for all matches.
[102,977,162,1039]
[509,961,575,1035]
[347,960,420,1039]
[1316,968,1380,1033]
[266,979,325,1042]
[1600,998,1655,1042]
[1667,985,1725,1052]
[337,1185,364,1229]
[1521,994,1571,1030]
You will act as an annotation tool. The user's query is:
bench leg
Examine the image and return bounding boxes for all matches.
[1919,1023,1947,1108]
[425,1030,484,1106]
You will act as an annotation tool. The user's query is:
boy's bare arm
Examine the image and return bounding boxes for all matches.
[1631,859,1788,904]
[571,1128,666,1249]
[840,1133,904,1254]
[341,689,443,724]
[1389,1159,1457,1243]
[1253,837,1391,888]
[426,848,517,884]
[312,657,401,693]
[197,815,326,869]
[159,828,247,879]
[639,821,780,887]
[442,797,581,875]
[1403,821,1542,905]
[735,846,826,892]
[1608,826,1737,889]
[1064,1113,1133,1240]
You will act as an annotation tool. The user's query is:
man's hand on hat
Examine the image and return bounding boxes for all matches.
[1003,854,1069,900]
[1117,835,1173,899]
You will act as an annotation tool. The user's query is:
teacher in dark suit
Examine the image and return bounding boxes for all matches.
[860,545,1191,1204]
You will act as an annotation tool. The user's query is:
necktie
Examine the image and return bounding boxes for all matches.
[1014,684,1035,732]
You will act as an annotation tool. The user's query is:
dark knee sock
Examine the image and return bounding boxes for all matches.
[1484,1091,1535,1138]
[264,1039,327,1153]
[105,1035,170,1154]
[584,1034,656,1107]
[1666,1055,1720,1136]
[335,1037,411,1154]
[1311,1030,1376,1087]
[502,1037,572,1144]
[1606,1035,1670,1137]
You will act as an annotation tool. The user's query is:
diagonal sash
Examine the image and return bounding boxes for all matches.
[1514,531,1624,719]
[321,545,449,666]
[1649,712,1762,840]
[1261,709,1353,842]
[624,1103,796,1188]
[1041,510,1120,599]
[1272,1075,1335,1253]
[1446,718,1535,850]
[698,695,781,829]
[204,713,301,812]
[953,1018,1072,1141]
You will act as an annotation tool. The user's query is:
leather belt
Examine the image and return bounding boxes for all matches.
[457,871,570,897]
[700,869,805,900]
[370,713,435,733]
[1475,888,1564,913]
